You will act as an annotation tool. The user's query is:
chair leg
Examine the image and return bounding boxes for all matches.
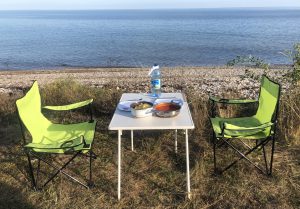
[41,152,81,188]
[262,144,269,174]
[36,159,41,188]
[89,150,92,182]
[269,136,276,176]
[88,150,95,188]
[26,152,37,190]
[213,134,217,173]
[220,138,270,174]
[27,150,97,190]
[261,136,276,176]
[31,151,90,189]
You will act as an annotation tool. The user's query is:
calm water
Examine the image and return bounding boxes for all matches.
[0,9,300,70]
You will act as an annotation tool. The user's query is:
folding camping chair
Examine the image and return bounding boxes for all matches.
[209,75,280,175]
[16,81,97,190]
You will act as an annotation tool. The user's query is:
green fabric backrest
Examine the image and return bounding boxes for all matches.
[255,76,280,123]
[16,81,51,143]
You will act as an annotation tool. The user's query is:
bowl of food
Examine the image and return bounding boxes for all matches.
[153,102,181,118]
[130,101,153,118]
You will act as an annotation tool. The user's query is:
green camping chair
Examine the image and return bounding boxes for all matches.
[16,81,97,190]
[209,75,280,175]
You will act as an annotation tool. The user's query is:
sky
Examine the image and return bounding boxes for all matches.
[0,0,300,10]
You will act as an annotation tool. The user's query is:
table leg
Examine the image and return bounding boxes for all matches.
[185,129,191,199]
[131,130,134,151]
[118,130,122,200]
[175,129,178,153]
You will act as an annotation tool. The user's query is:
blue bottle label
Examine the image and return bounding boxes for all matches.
[151,79,161,89]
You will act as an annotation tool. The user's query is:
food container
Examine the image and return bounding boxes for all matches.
[130,101,153,118]
[153,102,181,118]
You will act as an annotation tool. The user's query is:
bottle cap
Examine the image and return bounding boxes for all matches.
[148,65,159,76]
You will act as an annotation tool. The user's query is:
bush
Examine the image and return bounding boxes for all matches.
[227,55,269,70]
[281,43,300,83]
[292,43,300,82]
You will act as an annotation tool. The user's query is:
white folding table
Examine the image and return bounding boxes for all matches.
[108,93,195,200]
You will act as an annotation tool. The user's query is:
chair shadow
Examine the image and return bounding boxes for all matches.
[0,146,33,188]
[0,182,35,209]
[0,112,36,187]
[0,117,22,146]
[0,144,118,203]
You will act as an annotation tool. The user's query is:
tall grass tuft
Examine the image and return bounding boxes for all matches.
[42,79,122,116]
[278,85,300,144]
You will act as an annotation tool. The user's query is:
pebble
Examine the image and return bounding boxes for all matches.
[0,67,293,98]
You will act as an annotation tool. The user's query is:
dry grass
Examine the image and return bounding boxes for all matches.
[0,79,299,209]
[278,86,300,144]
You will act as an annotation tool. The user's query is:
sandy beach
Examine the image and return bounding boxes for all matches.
[0,66,292,98]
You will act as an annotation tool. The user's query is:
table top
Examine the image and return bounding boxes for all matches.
[108,93,195,130]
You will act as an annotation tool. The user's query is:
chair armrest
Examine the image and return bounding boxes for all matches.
[224,122,274,131]
[222,122,274,137]
[24,136,86,150]
[43,99,93,111]
[209,96,257,104]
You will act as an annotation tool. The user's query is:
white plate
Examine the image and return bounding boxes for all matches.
[117,101,138,112]
[154,98,184,106]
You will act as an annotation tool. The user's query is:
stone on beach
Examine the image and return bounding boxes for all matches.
[0,67,292,98]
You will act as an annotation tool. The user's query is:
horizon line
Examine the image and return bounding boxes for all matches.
[0,6,300,11]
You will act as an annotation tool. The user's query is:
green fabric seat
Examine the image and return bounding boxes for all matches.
[209,75,280,175]
[24,122,96,153]
[210,75,279,139]
[16,81,96,154]
[210,116,272,139]
[16,81,97,189]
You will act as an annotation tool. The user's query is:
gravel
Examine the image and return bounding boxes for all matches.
[0,66,293,98]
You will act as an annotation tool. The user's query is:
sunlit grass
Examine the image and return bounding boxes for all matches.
[0,79,299,208]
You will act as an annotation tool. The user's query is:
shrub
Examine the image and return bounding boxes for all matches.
[227,55,269,70]
[292,43,300,82]
[281,43,300,83]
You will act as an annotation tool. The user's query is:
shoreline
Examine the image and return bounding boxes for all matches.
[0,66,292,98]
[0,64,292,72]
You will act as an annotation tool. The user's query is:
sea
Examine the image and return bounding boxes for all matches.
[0,9,300,70]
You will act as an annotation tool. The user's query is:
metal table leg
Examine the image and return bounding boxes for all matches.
[131,130,134,151]
[175,129,178,153]
[185,129,191,199]
[118,130,122,200]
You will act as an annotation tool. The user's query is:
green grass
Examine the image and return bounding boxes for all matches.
[0,79,299,208]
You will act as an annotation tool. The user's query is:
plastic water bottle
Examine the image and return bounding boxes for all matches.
[149,64,161,97]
